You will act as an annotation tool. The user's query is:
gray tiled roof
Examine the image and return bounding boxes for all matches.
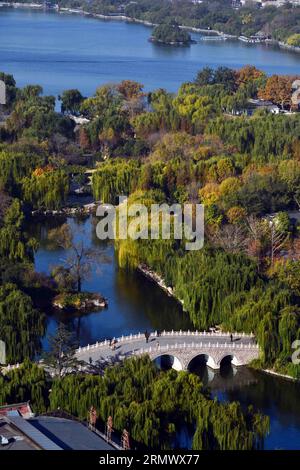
[29,416,116,450]
[5,415,62,450]
[0,420,39,450]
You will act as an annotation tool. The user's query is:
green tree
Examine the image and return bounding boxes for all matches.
[60,89,84,115]
[43,323,83,378]
[0,360,49,413]
[0,283,45,363]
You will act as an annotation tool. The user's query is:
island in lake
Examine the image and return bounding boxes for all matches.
[149,22,196,46]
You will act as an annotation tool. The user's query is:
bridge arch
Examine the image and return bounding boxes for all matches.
[218,354,240,368]
[153,354,183,371]
[187,353,218,371]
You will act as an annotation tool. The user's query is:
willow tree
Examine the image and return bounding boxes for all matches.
[0,283,45,363]
[22,169,69,210]
[0,359,48,412]
[48,356,269,450]
[92,159,141,204]
[0,199,36,262]
[278,306,300,358]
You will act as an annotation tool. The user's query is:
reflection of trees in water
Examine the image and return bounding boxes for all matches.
[26,215,67,245]
[224,370,300,419]
[208,366,258,392]
[115,268,193,331]
[189,357,258,392]
[34,215,191,336]
[48,306,102,346]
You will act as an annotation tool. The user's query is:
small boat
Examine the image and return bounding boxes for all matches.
[200,36,228,41]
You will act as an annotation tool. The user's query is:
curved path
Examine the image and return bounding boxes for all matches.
[76,330,259,371]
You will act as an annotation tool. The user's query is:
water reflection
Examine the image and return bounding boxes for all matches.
[28,215,300,449]
[189,359,257,390]
[30,215,192,348]
[189,363,300,450]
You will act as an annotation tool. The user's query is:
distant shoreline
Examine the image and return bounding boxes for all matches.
[2,2,300,54]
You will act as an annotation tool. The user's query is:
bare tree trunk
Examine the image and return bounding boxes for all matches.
[77,276,82,293]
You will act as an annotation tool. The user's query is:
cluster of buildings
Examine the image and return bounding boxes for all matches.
[228,79,300,116]
[232,0,300,8]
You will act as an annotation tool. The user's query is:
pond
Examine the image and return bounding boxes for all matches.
[31,215,300,450]
[31,215,192,349]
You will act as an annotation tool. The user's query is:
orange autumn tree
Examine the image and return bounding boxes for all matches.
[32,164,54,177]
[116,80,145,101]
[236,65,266,86]
[258,75,293,109]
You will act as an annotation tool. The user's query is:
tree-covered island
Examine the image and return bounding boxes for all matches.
[150,22,195,46]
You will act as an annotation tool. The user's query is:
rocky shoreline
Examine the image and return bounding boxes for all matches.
[262,368,300,382]
[31,201,100,218]
[138,264,185,308]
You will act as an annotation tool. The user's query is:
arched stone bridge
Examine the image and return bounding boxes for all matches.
[75,330,260,371]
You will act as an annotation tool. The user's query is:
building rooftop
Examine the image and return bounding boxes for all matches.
[0,405,118,451]
[0,419,40,451]
[29,416,116,451]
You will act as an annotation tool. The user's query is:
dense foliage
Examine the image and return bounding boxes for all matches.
[0,357,270,450]
[0,360,49,411]
[115,189,300,377]
[151,22,192,45]
[0,283,45,363]
[1,64,300,391]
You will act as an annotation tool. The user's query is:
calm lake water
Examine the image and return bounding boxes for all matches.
[32,216,300,450]
[32,216,192,347]
[0,8,300,96]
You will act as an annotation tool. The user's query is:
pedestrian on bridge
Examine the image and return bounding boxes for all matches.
[144,330,150,343]
[230,334,233,343]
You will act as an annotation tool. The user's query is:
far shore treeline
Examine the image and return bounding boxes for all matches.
[3,0,300,47]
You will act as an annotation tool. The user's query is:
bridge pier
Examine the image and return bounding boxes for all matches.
[155,354,183,371]
[206,356,219,370]
[172,356,183,371]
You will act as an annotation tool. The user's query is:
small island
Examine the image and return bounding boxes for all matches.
[53,292,107,312]
[149,22,195,46]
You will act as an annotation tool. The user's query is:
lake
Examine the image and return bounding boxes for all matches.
[31,215,300,450]
[0,8,300,97]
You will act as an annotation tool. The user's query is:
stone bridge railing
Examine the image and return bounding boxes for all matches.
[75,330,255,355]
[2,331,258,373]
[134,341,259,370]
